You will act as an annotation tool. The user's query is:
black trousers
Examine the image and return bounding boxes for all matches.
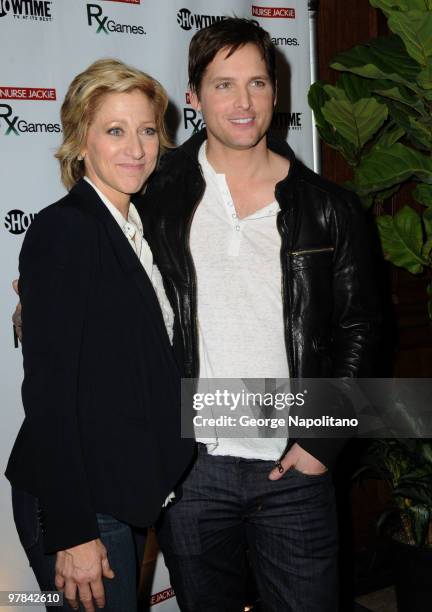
[157,444,339,612]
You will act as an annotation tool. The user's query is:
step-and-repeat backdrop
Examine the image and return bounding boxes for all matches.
[0,1,316,609]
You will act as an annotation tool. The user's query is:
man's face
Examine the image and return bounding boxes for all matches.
[190,43,275,152]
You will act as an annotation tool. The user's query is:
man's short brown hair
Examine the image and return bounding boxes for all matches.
[188,18,276,96]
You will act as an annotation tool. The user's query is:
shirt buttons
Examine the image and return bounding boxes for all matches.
[232,213,237,218]
[235,225,240,231]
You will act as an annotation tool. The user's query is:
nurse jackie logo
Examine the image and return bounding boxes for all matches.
[251,6,296,19]
[0,0,52,21]
[0,87,60,135]
[86,3,145,35]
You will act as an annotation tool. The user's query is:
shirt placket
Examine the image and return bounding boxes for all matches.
[216,175,243,257]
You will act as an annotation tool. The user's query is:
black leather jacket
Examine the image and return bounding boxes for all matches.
[141,130,381,469]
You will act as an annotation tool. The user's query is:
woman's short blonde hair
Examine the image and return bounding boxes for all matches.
[56,58,171,189]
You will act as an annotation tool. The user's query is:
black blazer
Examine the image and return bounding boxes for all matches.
[6,179,195,553]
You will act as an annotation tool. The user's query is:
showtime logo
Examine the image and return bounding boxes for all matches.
[0,0,52,20]
[0,87,56,101]
[4,209,36,235]
[272,111,303,131]
[177,8,227,31]
[251,6,296,18]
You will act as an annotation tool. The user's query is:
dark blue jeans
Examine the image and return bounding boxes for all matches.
[157,444,339,612]
[12,488,145,611]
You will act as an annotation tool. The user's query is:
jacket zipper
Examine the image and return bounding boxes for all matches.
[289,246,334,256]
[276,185,296,379]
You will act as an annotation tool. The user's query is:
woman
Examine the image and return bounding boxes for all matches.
[6,59,194,611]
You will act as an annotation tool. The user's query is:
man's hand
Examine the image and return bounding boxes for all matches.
[55,538,115,611]
[268,442,327,480]
[12,279,22,342]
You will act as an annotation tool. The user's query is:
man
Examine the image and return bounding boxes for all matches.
[142,18,380,612]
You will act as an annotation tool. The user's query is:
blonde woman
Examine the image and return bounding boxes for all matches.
[6,59,194,612]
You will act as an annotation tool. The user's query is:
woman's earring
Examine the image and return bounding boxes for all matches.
[77,154,84,161]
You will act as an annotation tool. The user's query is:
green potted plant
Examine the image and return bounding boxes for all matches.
[355,439,432,611]
[308,0,432,319]
[307,1,432,609]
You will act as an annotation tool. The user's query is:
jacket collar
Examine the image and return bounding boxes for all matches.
[176,128,301,210]
[69,178,141,273]
[68,179,171,340]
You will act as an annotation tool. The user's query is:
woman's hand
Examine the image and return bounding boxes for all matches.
[55,538,115,611]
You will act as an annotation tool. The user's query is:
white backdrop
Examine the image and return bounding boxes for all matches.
[0,1,316,609]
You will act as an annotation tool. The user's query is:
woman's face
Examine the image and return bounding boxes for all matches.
[81,89,159,209]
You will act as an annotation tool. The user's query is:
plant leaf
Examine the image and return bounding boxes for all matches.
[386,101,432,149]
[354,143,432,195]
[387,11,432,66]
[370,0,432,13]
[413,183,432,205]
[339,73,374,102]
[309,82,360,164]
[374,123,406,149]
[422,208,432,260]
[418,440,432,465]
[371,80,427,114]
[374,184,402,202]
[376,206,427,274]
[417,62,432,89]
[331,35,422,92]
[323,84,349,101]
[321,97,388,149]
[406,505,431,546]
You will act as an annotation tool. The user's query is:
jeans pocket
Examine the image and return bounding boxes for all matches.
[11,488,40,551]
[96,513,130,536]
[289,466,330,480]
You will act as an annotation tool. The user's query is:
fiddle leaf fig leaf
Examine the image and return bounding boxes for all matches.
[354,143,432,195]
[331,35,422,91]
[405,505,431,546]
[387,101,432,149]
[372,80,427,114]
[413,183,432,205]
[419,440,432,465]
[374,124,405,149]
[422,209,432,259]
[376,206,427,274]
[374,184,402,202]
[323,84,349,101]
[387,11,432,66]
[338,73,373,102]
[308,82,360,164]
[321,97,388,149]
[417,63,432,89]
[370,0,432,13]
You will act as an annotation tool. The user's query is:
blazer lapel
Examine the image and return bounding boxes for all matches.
[68,179,172,347]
